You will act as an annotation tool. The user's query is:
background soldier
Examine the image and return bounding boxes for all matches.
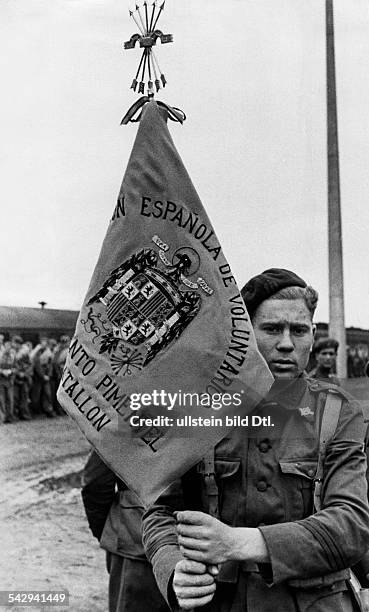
[13,336,33,420]
[309,337,340,384]
[51,335,70,415]
[31,337,56,418]
[0,340,17,423]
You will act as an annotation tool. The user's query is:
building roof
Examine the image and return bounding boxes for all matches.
[315,322,369,344]
[0,306,79,330]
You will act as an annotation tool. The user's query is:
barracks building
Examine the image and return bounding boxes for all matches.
[0,306,78,346]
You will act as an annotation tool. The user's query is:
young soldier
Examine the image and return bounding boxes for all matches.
[309,337,340,384]
[142,268,369,611]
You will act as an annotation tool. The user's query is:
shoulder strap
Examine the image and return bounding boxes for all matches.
[197,448,219,518]
[313,392,343,512]
[198,450,241,584]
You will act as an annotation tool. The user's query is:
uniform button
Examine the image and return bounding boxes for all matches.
[259,441,270,453]
[256,481,268,492]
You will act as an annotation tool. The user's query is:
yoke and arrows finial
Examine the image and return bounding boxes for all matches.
[125,1,173,96]
[121,2,184,124]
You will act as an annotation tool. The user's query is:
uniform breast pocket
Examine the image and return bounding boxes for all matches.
[279,459,318,520]
[215,457,241,526]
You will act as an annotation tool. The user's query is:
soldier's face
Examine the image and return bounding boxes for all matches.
[316,348,336,369]
[252,298,315,379]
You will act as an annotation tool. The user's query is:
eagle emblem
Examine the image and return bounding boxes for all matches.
[299,406,314,418]
[85,246,202,374]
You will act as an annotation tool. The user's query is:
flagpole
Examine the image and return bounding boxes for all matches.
[325,0,347,378]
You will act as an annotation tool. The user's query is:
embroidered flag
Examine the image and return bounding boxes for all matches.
[57,100,273,505]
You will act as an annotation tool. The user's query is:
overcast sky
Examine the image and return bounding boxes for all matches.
[1,0,368,327]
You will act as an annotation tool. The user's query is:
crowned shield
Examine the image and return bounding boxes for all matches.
[87,247,201,369]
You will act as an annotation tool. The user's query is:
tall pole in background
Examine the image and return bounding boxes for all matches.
[326,0,347,377]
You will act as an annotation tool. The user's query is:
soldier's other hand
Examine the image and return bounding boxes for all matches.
[176,510,235,564]
[173,559,216,610]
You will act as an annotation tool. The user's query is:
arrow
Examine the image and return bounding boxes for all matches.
[150,47,161,91]
[134,49,146,80]
[149,0,158,33]
[136,3,147,34]
[138,48,149,93]
[144,1,149,33]
[147,49,152,81]
[141,48,148,81]
[147,48,154,94]
[151,0,165,32]
[151,49,162,75]
[151,49,167,88]
[130,48,146,91]
[129,9,144,35]
[150,51,161,91]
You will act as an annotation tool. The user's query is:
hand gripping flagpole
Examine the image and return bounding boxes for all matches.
[121,1,185,124]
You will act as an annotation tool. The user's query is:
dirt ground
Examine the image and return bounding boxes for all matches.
[0,416,108,612]
[1,378,368,612]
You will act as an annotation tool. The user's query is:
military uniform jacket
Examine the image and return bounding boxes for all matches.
[0,348,16,384]
[142,377,369,611]
[14,350,33,385]
[81,450,147,561]
[309,365,340,387]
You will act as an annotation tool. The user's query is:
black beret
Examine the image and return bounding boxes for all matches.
[241,268,307,318]
[313,337,339,354]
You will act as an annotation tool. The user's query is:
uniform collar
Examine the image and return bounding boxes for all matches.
[262,375,308,411]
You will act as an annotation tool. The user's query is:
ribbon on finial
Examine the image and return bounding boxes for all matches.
[120,96,186,125]
[125,2,172,97]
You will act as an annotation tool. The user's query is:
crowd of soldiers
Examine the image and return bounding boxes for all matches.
[0,333,70,424]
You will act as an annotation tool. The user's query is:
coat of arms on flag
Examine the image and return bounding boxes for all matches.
[57,5,273,506]
[86,243,203,372]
